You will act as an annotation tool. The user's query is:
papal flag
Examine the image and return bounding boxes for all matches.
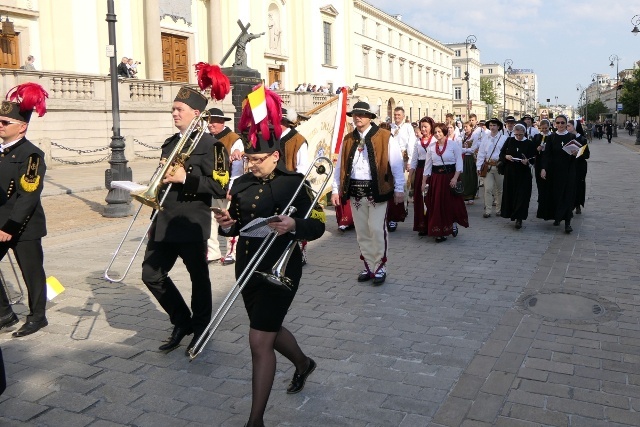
[46,276,65,300]
[247,84,267,125]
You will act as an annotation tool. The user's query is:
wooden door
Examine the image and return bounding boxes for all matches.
[161,33,189,82]
[0,35,20,69]
[268,69,281,87]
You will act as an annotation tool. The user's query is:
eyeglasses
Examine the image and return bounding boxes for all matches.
[243,152,275,165]
[555,121,566,125]
[0,120,19,127]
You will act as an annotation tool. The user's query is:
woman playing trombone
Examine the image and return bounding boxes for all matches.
[214,101,325,426]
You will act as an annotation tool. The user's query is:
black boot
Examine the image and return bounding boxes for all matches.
[565,219,573,234]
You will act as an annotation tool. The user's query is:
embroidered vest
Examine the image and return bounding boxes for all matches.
[214,127,240,156]
[339,124,394,203]
[280,129,307,172]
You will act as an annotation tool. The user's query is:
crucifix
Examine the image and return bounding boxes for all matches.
[220,20,264,68]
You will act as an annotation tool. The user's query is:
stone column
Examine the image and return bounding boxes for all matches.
[209,0,224,64]
[144,0,164,80]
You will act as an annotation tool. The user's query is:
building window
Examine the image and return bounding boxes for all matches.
[488,68,493,74]
[454,66,461,78]
[439,53,442,65]
[363,51,369,77]
[410,67,414,86]
[454,86,461,100]
[398,33,402,49]
[480,69,484,74]
[455,49,461,57]
[377,55,382,79]
[425,70,429,89]
[418,69,422,87]
[408,38,412,54]
[388,28,392,44]
[399,61,404,84]
[323,22,332,65]
[362,16,367,35]
[376,22,380,40]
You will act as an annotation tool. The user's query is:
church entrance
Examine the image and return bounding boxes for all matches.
[161,33,189,82]
[0,34,20,69]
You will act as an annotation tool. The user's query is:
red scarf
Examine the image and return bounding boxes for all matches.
[420,135,433,150]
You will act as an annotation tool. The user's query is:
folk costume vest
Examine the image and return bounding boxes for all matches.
[339,124,394,204]
[280,128,307,172]
[214,127,240,156]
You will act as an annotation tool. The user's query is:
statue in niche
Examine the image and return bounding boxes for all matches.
[268,12,281,52]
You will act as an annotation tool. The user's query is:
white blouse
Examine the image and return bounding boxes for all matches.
[423,139,463,175]
[409,136,435,169]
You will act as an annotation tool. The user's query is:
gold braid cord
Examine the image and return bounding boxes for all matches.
[20,154,41,192]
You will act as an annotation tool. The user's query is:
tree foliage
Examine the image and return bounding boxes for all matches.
[620,68,640,117]
[480,77,499,110]
[579,99,609,122]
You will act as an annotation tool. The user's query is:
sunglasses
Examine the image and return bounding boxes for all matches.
[0,120,20,127]
[555,121,566,125]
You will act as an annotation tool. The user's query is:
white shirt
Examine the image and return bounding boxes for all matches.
[280,128,309,174]
[527,126,540,139]
[333,124,405,194]
[460,132,480,156]
[423,140,463,175]
[228,137,245,188]
[476,132,507,170]
[503,127,515,138]
[0,138,21,151]
[409,136,435,169]
[390,122,415,164]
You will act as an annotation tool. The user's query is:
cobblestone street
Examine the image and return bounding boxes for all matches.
[0,135,639,426]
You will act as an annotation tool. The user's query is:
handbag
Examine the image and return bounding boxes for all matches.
[451,180,464,196]
[480,137,500,177]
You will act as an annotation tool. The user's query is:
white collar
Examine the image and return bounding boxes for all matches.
[358,125,372,139]
[1,138,21,151]
[280,128,291,138]
[556,130,569,135]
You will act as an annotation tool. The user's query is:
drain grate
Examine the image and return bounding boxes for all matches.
[523,293,606,321]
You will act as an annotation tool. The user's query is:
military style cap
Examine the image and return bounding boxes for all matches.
[174,86,208,112]
[0,101,31,123]
[244,129,280,154]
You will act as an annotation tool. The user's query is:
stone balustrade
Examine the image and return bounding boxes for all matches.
[0,70,334,167]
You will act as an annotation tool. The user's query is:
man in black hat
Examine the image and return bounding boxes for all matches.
[0,83,49,337]
[206,107,242,266]
[522,114,539,139]
[503,115,517,138]
[477,118,507,218]
[142,86,229,355]
[331,101,405,285]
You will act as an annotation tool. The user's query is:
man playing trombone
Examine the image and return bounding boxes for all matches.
[142,87,229,355]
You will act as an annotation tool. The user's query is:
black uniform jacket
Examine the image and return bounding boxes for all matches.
[220,163,325,284]
[0,137,47,241]
[151,132,228,242]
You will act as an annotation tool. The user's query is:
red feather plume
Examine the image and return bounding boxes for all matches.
[237,84,283,148]
[194,62,230,101]
[6,83,49,117]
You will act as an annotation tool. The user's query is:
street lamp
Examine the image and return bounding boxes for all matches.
[103,0,133,217]
[632,15,640,35]
[610,54,620,137]
[577,84,588,122]
[464,35,477,120]
[502,59,512,120]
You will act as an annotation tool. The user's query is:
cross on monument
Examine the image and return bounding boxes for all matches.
[220,20,264,68]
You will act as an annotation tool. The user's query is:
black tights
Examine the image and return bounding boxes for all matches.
[246,326,309,427]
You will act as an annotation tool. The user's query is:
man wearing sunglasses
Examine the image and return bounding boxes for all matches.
[0,83,50,337]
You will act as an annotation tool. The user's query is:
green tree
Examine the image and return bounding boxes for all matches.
[480,77,499,110]
[620,68,640,117]
[579,99,609,121]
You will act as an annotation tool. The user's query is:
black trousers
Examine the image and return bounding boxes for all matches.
[0,239,47,322]
[141,240,212,335]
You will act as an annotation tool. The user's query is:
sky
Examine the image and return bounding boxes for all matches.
[365,0,640,107]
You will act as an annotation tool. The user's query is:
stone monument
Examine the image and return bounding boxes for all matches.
[220,20,264,126]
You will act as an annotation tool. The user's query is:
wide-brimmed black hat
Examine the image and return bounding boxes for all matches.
[505,115,517,122]
[347,101,377,119]
[243,129,281,154]
[174,86,208,112]
[522,114,533,121]
[486,117,503,131]
[207,107,231,121]
[478,120,486,125]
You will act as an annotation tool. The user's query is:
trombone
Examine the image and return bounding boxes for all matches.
[1,253,24,305]
[104,110,211,282]
[188,156,333,360]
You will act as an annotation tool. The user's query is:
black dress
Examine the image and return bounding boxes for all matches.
[573,135,590,209]
[221,163,325,332]
[500,137,536,221]
[538,132,577,223]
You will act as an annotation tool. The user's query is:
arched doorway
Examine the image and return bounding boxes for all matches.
[387,98,395,122]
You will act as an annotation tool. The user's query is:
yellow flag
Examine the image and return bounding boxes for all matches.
[46,276,65,300]
[247,84,267,124]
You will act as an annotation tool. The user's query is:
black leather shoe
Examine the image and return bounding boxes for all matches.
[185,333,201,356]
[452,225,459,237]
[0,312,19,331]
[159,325,193,352]
[357,270,372,282]
[286,358,316,394]
[515,220,522,229]
[387,221,397,232]
[553,220,560,226]
[372,272,386,286]
[575,206,582,214]
[12,319,48,337]
[565,225,573,234]
[435,236,447,243]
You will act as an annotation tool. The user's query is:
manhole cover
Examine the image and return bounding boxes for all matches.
[524,293,605,320]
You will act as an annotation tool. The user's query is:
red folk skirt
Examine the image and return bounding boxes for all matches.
[425,167,469,237]
[413,162,427,233]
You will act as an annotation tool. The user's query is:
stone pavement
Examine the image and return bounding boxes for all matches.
[0,135,638,426]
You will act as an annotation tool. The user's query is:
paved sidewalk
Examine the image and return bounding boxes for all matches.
[0,135,638,426]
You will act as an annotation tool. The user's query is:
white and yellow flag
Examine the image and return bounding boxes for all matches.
[247,84,267,124]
